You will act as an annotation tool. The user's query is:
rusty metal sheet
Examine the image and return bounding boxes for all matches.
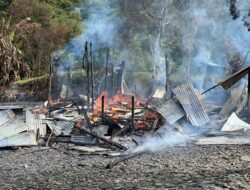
[0,131,37,147]
[0,119,28,141]
[26,110,47,137]
[173,83,209,126]
[46,120,74,136]
[156,99,185,125]
[0,110,15,126]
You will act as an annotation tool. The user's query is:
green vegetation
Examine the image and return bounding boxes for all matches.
[0,0,249,98]
[0,0,81,77]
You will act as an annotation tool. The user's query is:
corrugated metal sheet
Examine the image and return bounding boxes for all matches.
[26,110,47,137]
[156,99,185,125]
[0,119,28,141]
[0,110,15,126]
[0,131,37,147]
[46,120,74,136]
[152,88,166,99]
[173,83,209,126]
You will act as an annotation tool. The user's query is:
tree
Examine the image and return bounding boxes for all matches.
[4,0,81,77]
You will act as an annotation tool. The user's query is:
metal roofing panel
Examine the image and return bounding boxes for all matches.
[26,110,47,137]
[0,110,15,126]
[173,83,209,126]
[156,99,185,125]
[0,119,28,141]
[46,120,74,136]
[0,131,37,147]
[152,88,166,99]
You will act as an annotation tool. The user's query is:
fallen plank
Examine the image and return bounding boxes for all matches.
[70,146,109,153]
[71,135,97,145]
[106,151,145,169]
[0,105,23,110]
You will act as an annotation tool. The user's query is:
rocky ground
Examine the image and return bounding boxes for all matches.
[0,144,250,190]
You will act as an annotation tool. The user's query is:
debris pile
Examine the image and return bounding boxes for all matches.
[0,66,250,164]
[0,81,209,153]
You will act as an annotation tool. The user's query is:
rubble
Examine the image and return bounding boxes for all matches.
[0,55,250,176]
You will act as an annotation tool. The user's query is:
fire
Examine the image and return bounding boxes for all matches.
[94,90,141,113]
[91,90,160,130]
[94,91,109,113]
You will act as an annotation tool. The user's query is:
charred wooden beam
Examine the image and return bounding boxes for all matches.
[102,95,105,124]
[48,56,53,105]
[90,42,94,111]
[72,100,92,130]
[105,48,110,91]
[165,53,171,92]
[85,41,90,111]
[106,151,144,169]
[111,64,114,96]
[130,96,135,131]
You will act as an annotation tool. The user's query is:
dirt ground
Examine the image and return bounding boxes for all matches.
[0,144,250,190]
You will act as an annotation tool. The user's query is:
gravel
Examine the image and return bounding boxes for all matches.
[0,144,250,189]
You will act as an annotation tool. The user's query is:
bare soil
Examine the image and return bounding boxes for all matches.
[0,144,250,189]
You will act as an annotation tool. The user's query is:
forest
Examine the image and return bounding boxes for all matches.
[0,0,249,101]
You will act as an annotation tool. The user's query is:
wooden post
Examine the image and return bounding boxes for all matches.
[48,56,53,105]
[165,53,169,92]
[131,96,135,131]
[248,69,250,123]
[85,41,90,111]
[134,85,137,97]
[105,48,109,92]
[102,95,105,124]
[116,71,119,92]
[90,42,94,111]
[111,64,114,97]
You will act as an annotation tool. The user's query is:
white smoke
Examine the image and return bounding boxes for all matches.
[131,131,189,154]
[178,0,250,91]
[54,0,122,70]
